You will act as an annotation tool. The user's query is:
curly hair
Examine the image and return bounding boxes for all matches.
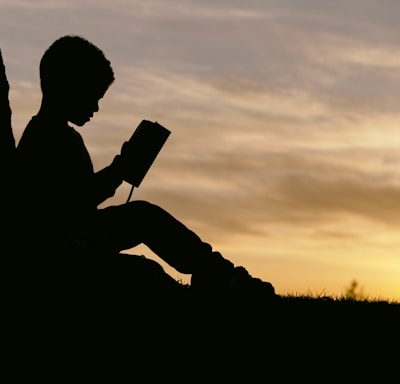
[40,35,115,95]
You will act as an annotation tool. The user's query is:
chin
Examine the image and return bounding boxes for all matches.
[70,118,90,127]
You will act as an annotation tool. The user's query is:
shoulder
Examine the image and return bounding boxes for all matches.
[18,117,84,148]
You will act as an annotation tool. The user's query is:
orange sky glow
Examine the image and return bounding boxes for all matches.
[1,0,399,300]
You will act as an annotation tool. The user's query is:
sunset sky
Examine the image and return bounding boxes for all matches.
[1,0,399,300]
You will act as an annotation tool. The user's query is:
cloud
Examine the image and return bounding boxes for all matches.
[273,171,400,226]
[0,0,72,9]
[3,0,400,120]
[105,142,400,247]
[9,63,400,240]
[2,0,400,298]
[64,55,398,253]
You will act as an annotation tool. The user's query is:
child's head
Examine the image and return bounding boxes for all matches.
[39,35,115,125]
[40,35,114,95]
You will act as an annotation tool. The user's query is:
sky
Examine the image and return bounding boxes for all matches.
[1,0,400,300]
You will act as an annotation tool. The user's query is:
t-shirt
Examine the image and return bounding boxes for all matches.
[14,114,122,250]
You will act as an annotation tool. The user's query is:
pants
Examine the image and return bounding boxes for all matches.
[77,200,230,275]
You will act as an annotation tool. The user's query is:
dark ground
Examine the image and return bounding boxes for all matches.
[6,283,399,380]
[4,254,399,382]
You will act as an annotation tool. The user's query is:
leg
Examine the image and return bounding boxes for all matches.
[84,200,276,296]
[91,200,233,275]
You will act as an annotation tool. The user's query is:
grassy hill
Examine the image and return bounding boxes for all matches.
[4,259,398,381]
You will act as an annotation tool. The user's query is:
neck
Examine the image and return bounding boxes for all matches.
[36,96,68,124]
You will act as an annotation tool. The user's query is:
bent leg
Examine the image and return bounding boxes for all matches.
[93,200,233,275]
[87,200,277,296]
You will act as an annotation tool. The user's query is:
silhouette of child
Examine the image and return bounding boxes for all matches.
[13,35,276,295]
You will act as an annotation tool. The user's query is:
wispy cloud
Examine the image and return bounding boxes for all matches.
[2,0,400,298]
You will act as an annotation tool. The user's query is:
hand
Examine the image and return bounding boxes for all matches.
[120,140,131,159]
[110,141,131,181]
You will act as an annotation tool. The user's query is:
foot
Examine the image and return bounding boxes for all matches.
[190,260,277,299]
[228,266,276,297]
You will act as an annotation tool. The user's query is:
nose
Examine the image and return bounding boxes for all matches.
[93,102,99,113]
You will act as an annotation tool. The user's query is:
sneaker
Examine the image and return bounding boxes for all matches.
[191,262,277,299]
[228,266,277,297]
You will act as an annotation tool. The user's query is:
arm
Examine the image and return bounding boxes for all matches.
[91,141,130,206]
[91,157,123,206]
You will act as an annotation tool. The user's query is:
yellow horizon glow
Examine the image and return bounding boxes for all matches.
[2,0,400,301]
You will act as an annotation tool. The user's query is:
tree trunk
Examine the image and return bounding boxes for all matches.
[0,48,15,163]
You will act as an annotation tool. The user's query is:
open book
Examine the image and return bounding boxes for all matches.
[122,119,171,187]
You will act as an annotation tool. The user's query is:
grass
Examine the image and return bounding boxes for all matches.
[281,291,400,305]
[6,275,398,380]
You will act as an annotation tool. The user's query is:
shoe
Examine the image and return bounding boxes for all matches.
[191,259,277,299]
[228,266,277,297]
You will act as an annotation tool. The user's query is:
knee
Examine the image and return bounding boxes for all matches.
[126,200,163,220]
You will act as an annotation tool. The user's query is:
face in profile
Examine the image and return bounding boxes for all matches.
[65,83,107,127]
